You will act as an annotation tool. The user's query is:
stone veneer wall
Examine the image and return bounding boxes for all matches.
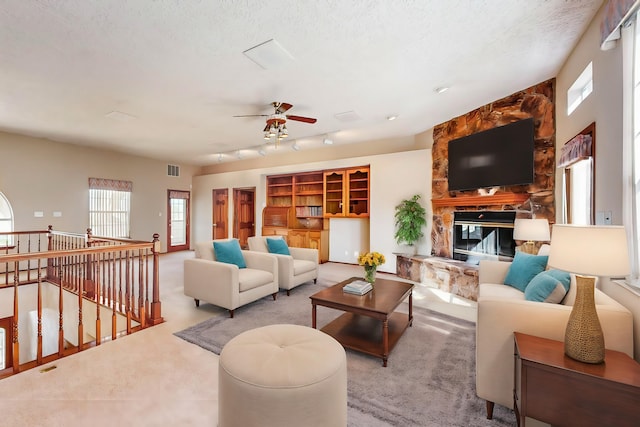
[431,78,556,259]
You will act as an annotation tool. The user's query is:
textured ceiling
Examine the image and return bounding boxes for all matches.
[0,1,603,165]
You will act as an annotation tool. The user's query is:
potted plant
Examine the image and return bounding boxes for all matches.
[394,194,427,254]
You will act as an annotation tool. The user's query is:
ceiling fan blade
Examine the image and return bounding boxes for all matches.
[274,102,293,114]
[233,114,269,118]
[286,115,317,124]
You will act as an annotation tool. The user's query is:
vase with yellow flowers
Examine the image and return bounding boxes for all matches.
[358,251,386,284]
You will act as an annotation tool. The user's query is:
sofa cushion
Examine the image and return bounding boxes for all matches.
[213,239,247,269]
[266,237,290,255]
[293,259,316,276]
[238,269,274,292]
[504,252,548,292]
[479,283,526,300]
[524,269,571,303]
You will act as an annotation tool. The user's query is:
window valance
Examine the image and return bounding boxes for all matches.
[601,0,639,49]
[558,133,593,168]
[89,177,133,192]
[169,190,190,199]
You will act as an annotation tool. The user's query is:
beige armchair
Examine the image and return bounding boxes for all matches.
[476,259,634,419]
[184,240,278,318]
[248,236,318,295]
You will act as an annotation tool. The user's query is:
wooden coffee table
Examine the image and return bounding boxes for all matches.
[310,276,413,367]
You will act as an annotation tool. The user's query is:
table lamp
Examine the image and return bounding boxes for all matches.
[513,218,550,254]
[547,224,630,364]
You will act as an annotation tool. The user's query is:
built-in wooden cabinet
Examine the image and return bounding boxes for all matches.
[346,167,369,217]
[323,170,346,217]
[262,206,291,241]
[263,165,369,263]
[266,174,293,207]
[288,229,329,263]
[323,167,370,218]
[293,171,324,229]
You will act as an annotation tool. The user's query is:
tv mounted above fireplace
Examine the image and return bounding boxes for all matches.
[447,118,535,192]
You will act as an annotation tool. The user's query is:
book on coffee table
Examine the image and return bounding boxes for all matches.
[343,280,372,295]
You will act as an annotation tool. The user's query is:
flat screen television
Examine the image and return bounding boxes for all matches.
[447,118,535,191]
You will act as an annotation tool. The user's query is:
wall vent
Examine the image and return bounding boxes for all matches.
[167,164,180,177]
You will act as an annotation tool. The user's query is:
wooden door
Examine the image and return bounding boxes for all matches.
[233,188,255,248]
[167,190,190,252]
[212,189,228,240]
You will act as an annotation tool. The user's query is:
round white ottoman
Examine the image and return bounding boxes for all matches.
[218,324,347,427]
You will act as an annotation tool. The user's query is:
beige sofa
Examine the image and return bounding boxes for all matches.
[247,236,318,295]
[476,259,634,419]
[184,240,278,318]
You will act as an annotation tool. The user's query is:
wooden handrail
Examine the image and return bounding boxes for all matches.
[0,226,162,378]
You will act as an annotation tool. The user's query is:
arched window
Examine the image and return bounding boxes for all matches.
[0,192,14,247]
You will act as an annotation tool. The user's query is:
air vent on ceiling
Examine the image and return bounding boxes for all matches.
[167,164,180,177]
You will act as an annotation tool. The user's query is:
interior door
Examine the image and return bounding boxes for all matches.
[212,188,229,240]
[167,190,190,252]
[233,188,255,248]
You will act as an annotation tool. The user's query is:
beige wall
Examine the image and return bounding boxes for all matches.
[0,131,197,252]
[555,4,624,225]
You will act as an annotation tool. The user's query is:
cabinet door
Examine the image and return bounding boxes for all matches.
[288,230,307,248]
[323,171,346,217]
[346,167,369,217]
[308,231,321,250]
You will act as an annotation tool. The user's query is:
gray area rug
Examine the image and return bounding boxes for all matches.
[175,280,515,427]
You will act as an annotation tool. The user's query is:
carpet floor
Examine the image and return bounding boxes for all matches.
[175,280,515,427]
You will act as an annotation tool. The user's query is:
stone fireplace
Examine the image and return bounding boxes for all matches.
[396,78,556,301]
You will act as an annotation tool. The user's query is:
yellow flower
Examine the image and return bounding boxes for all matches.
[357,251,386,267]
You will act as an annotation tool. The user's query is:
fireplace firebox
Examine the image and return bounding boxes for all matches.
[453,211,516,264]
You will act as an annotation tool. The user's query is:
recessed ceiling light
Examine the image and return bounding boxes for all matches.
[258,148,266,156]
[386,115,398,121]
[292,142,300,151]
[323,137,334,145]
[434,86,449,94]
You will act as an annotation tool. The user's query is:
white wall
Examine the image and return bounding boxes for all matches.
[192,149,431,273]
[329,218,369,263]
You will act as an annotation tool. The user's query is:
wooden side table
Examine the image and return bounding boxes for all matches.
[513,332,640,427]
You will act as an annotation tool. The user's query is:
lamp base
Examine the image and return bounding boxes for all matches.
[564,275,605,364]
[518,241,538,255]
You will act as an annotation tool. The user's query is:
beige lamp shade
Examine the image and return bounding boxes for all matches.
[513,218,551,242]
[547,224,630,277]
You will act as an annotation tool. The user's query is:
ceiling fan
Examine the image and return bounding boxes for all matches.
[234,102,317,146]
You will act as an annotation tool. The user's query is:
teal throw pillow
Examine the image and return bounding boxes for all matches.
[524,269,571,303]
[503,251,549,292]
[213,239,246,269]
[266,237,290,255]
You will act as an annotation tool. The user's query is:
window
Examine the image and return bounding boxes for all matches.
[567,62,593,115]
[0,192,14,247]
[622,11,640,285]
[88,178,132,238]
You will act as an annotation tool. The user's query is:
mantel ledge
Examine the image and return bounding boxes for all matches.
[431,192,529,208]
